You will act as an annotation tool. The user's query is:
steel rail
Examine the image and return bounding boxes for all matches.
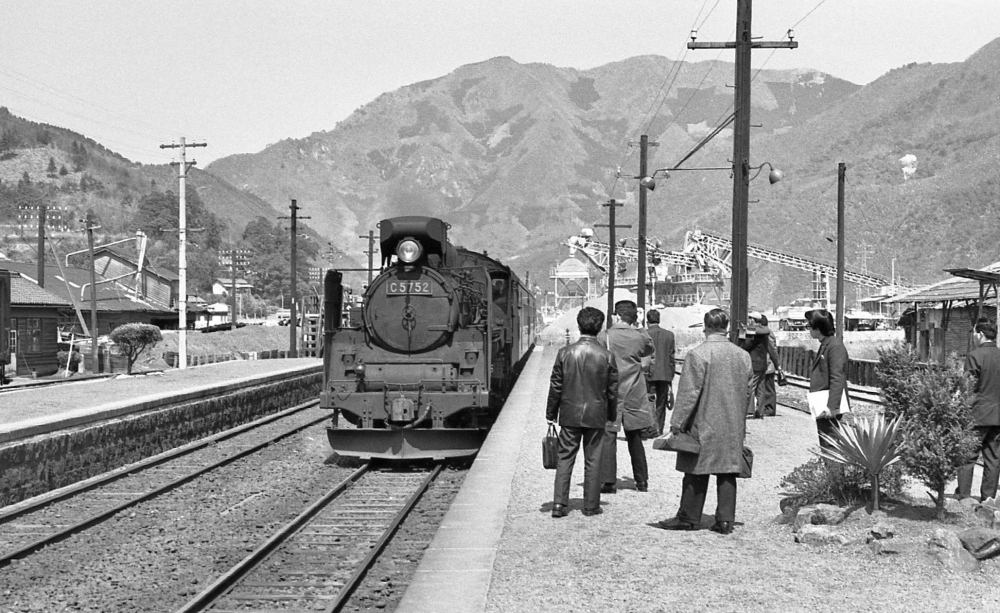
[173,463,373,613]
[325,464,442,613]
[175,463,442,613]
[0,399,323,524]
[0,402,329,568]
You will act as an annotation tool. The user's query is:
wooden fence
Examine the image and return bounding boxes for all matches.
[776,346,880,388]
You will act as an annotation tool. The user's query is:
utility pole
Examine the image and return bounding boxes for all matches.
[637,135,658,311]
[159,137,206,369]
[36,205,46,288]
[279,200,310,356]
[596,199,631,330]
[220,248,250,329]
[836,163,846,339]
[359,230,375,287]
[689,0,797,343]
[84,212,100,372]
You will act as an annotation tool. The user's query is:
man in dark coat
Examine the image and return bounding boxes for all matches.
[646,309,676,436]
[598,300,654,493]
[741,311,781,419]
[957,320,1000,501]
[657,309,751,535]
[547,307,619,517]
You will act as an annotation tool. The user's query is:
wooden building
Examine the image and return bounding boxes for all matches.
[882,263,1000,362]
[6,272,72,376]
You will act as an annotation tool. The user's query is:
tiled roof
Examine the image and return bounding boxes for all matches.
[4,272,72,306]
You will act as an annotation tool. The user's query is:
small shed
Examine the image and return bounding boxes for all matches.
[6,272,72,376]
[882,263,1000,362]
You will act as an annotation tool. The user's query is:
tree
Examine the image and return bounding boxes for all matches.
[59,164,68,176]
[878,345,979,520]
[46,157,57,174]
[109,323,163,374]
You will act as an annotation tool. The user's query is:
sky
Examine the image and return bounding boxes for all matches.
[1,0,996,166]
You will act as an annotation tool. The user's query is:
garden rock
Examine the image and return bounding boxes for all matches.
[957,527,1000,560]
[869,540,918,555]
[792,504,848,531]
[870,522,896,540]
[795,525,850,546]
[927,529,980,573]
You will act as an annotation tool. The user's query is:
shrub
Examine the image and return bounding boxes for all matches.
[56,350,81,371]
[780,458,908,511]
[814,413,905,511]
[901,356,978,520]
[109,323,163,374]
[876,343,922,419]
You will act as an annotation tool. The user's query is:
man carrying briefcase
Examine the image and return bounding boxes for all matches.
[546,307,619,518]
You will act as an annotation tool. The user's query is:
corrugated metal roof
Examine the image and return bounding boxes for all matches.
[883,262,1000,304]
[0,262,171,313]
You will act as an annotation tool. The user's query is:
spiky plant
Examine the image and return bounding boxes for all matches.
[814,413,905,511]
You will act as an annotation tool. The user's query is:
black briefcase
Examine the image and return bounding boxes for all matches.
[542,424,559,470]
[738,446,754,479]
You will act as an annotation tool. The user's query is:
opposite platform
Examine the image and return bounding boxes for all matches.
[0,358,322,443]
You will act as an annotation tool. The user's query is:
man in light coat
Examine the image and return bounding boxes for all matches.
[598,300,654,493]
[546,307,619,517]
[657,308,752,535]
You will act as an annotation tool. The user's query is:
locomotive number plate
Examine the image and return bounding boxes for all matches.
[386,281,432,295]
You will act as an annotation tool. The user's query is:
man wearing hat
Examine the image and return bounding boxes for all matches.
[598,300,654,492]
[742,311,781,419]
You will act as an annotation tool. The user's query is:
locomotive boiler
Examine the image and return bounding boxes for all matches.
[321,216,536,460]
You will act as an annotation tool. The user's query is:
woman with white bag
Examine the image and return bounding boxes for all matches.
[806,309,850,448]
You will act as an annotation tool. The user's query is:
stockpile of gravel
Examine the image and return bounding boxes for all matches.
[486,348,1000,612]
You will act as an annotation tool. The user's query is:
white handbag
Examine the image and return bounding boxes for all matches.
[807,389,850,420]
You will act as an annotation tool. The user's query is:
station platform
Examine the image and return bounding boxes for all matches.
[0,358,322,443]
[397,345,991,613]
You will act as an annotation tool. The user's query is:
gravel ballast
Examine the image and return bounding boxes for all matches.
[485,346,1000,613]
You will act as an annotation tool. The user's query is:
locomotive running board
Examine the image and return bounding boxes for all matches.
[326,427,486,461]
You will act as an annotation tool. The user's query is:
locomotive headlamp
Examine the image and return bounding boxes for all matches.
[397,238,422,263]
[354,363,366,377]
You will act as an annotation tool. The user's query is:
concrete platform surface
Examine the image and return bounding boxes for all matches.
[0,359,321,443]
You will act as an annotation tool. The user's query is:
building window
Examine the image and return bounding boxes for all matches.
[27,318,42,352]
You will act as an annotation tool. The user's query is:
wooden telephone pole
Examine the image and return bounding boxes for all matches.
[596,199,631,330]
[279,200,310,355]
[688,0,797,343]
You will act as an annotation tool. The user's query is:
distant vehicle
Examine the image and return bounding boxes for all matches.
[276,309,291,325]
[776,298,824,331]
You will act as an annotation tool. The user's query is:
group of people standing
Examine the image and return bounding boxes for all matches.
[546,300,852,534]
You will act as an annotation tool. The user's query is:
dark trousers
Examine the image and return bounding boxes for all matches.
[761,373,777,416]
[677,472,737,524]
[649,380,672,435]
[816,414,844,449]
[600,428,648,486]
[553,426,605,510]
[747,370,766,416]
[957,425,1000,500]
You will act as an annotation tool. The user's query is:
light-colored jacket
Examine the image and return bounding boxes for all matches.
[671,334,752,474]
[598,322,654,432]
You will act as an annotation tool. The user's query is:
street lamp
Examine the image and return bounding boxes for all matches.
[637,162,783,339]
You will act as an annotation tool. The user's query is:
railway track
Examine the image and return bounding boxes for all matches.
[0,399,331,568]
[175,462,442,613]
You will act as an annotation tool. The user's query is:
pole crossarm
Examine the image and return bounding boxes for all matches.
[688,41,798,49]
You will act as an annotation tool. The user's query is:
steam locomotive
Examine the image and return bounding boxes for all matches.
[320,216,536,460]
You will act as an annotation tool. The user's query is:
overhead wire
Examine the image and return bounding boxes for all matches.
[604,0,721,202]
